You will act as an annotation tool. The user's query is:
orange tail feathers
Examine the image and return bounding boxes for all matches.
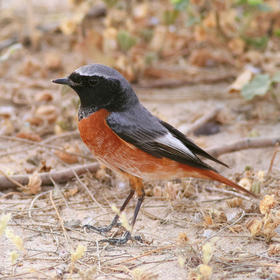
[201,169,257,198]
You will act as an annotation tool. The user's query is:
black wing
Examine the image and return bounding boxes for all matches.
[159,120,228,168]
[106,104,225,171]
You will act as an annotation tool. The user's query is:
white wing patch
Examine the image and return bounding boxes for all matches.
[155,133,195,158]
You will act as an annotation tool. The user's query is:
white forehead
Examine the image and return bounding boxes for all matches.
[74,64,122,79]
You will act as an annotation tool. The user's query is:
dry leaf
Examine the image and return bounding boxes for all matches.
[35,105,57,123]
[203,215,213,227]
[203,12,216,28]
[194,25,207,42]
[199,264,212,280]
[262,216,277,241]
[228,224,244,233]
[177,232,188,245]
[26,116,43,126]
[23,172,42,195]
[35,92,53,102]
[55,150,77,164]
[44,52,63,72]
[153,186,162,198]
[260,195,276,215]
[0,119,15,135]
[238,177,252,192]
[64,186,79,198]
[55,147,79,164]
[268,244,280,256]
[228,70,253,94]
[189,49,215,67]
[133,3,148,20]
[228,38,245,56]
[244,50,263,65]
[164,182,179,200]
[226,197,243,208]
[16,132,42,142]
[60,18,79,35]
[246,218,262,237]
[95,166,107,181]
[20,58,42,77]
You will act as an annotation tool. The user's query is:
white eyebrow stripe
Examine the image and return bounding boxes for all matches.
[155,133,195,157]
[74,68,111,80]
[75,68,92,76]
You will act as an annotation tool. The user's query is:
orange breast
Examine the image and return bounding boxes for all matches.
[78,109,205,180]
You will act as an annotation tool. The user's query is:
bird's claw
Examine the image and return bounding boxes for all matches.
[100,231,143,245]
[83,224,113,234]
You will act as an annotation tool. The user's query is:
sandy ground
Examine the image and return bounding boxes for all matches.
[0,1,280,279]
[1,79,280,279]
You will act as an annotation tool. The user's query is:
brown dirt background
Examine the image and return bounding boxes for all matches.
[0,1,280,279]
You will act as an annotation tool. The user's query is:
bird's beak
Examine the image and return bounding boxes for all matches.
[52,78,70,85]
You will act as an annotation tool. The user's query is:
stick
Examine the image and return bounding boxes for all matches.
[179,107,221,135]
[207,136,280,157]
[138,73,235,88]
[0,163,99,190]
[267,143,279,175]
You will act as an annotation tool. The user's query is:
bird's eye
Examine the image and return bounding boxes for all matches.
[88,77,100,87]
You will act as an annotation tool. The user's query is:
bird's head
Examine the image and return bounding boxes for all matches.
[53,64,138,112]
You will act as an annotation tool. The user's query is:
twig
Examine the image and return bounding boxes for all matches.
[50,176,69,208]
[0,163,99,190]
[0,135,92,160]
[208,136,280,157]
[179,107,221,135]
[0,169,25,189]
[28,190,52,220]
[205,186,251,201]
[138,73,235,88]
[267,143,279,175]
[41,131,80,144]
[49,190,72,250]
[215,11,229,40]
[71,168,104,209]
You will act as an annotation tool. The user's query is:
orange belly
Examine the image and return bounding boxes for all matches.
[78,109,207,181]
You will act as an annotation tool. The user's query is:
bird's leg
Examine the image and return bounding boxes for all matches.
[84,189,135,234]
[101,175,145,245]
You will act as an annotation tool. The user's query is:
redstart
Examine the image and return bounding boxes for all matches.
[53,64,255,244]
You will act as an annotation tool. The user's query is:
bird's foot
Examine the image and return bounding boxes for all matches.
[83,223,121,234]
[99,231,143,245]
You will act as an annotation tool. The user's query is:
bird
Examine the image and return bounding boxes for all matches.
[53,64,256,244]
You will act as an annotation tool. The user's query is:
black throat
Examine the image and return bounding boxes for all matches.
[78,106,99,120]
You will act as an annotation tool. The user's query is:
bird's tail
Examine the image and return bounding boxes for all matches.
[200,169,257,198]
